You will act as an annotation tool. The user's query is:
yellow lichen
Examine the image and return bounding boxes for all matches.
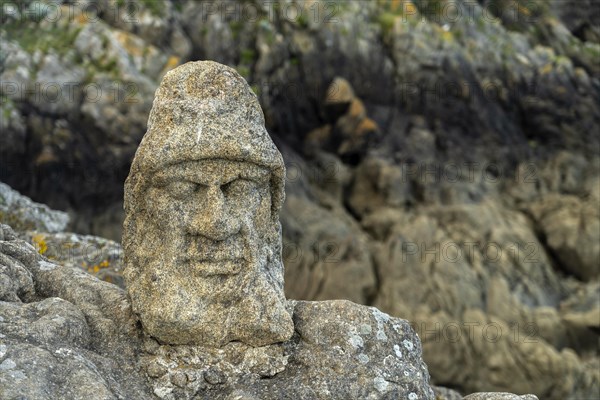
[517,5,531,16]
[85,259,110,274]
[165,55,180,71]
[32,234,48,255]
[540,63,553,75]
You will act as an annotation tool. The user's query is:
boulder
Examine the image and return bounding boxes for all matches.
[0,182,69,233]
[0,223,436,399]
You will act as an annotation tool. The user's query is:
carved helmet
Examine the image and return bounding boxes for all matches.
[124,61,285,221]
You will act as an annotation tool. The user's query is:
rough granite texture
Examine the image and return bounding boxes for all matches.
[0,60,544,399]
[123,61,293,347]
[1,2,598,396]
[0,222,437,399]
[0,182,69,234]
[462,394,539,400]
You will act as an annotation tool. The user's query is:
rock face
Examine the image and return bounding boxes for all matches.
[0,182,69,233]
[0,222,436,399]
[0,61,442,399]
[1,1,598,398]
[0,224,148,400]
[20,230,125,287]
[123,61,293,347]
[463,394,539,400]
[141,300,435,399]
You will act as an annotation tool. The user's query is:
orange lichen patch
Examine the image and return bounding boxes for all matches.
[113,31,145,57]
[355,117,379,136]
[32,234,48,255]
[75,10,93,25]
[305,125,333,147]
[84,259,111,274]
[347,98,366,120]
[163,55,181,73]
[517,4,531,16]
[404,1,418,16]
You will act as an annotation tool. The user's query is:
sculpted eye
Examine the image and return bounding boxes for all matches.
[167,180,200,199]
[222,179,256,197]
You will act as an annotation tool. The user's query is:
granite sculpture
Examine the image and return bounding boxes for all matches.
[122,61,294,347]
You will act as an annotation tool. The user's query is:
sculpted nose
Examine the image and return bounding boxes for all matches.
[192,185,240,240]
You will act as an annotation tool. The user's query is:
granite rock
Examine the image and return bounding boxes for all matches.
[0,182,69,234]
[463,393,539,400]
[2,3,598,395]
[0,222,437,399]
[141,300,435,400]
[0,224,149,400]
[20,230,125,288]
[123,61,293,347]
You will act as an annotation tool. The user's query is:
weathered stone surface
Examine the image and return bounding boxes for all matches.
[0,226,35,303]
[0,224,150,400]
[20,230,125,288]
[141,300,435,400]
[463,393,539,400]
[306,78,380,164]
[0,221,438,399]
[123,61,293,347]
[1,1,599,397]
[280,147,376,303]
[433,385,463,400]
[528,193,600,281]
[0,182,69,234]
[367,197,599,398]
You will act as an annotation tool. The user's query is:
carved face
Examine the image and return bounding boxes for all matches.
[146,159,272,290]
[125,157,292,346]
[123,61,293,347]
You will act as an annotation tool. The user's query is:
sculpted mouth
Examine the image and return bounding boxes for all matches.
[184,234,245,276]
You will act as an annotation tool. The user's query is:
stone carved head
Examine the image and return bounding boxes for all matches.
[123,61,294,347]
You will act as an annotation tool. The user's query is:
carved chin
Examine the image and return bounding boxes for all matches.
[132,263,292,346]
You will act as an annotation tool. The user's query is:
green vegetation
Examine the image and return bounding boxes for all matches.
[230,21,244,40]
[1,21,82,56]
[240,49,256,65]
[297,13,309,28]
[375,0,415,36]
[139,0,166,17]
[1,97,16,124]
[378,12,397,36]
[236,65,250,79]
[257,18,275,45]
[582,43,600,61]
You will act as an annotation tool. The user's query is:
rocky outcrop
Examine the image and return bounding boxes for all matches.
[0,182,69,233]
[1,0,598,398]
[0,223,437,399]
[20,230,125,287]
[0,181,125,286]
[463,394,539,400]
[0,223,147,399]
